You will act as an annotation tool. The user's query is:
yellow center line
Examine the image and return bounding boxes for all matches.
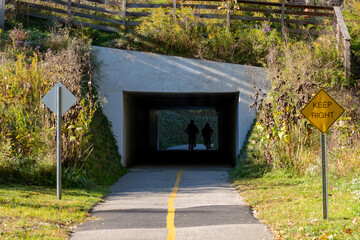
[166,170,183,240]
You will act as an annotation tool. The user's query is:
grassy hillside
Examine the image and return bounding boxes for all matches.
[0,23,126,187]
[220,0,360,178]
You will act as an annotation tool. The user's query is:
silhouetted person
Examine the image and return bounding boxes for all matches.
[202,122,214,150]
[185,120,199,151]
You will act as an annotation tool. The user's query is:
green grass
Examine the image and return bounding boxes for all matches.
[231,170,360,239]
[0,184,108,239]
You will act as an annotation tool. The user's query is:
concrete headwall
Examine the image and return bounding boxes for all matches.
[93,46,268,166]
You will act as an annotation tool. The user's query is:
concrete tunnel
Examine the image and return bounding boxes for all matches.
[93,46,268,167]
[123,92,239,166]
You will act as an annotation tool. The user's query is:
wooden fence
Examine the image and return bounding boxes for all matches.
[0,0,351,78]
[2,0,336,32]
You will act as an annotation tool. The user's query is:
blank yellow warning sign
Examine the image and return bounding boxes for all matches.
[301,89,345,133]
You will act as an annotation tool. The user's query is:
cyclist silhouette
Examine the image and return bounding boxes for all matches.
[185,120,199,151]
[202,122,214,150]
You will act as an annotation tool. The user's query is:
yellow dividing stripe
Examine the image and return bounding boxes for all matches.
[167,170,183,240]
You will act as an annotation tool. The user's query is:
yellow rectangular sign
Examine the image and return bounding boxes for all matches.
[301,89,344,133]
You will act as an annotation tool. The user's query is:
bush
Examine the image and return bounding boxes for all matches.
[136,7,280,66]
[200,22,280,65]
[136,7,205,55]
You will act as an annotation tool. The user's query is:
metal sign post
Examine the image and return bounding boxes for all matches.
[42,82,77,200]
[321,133,328,220]
[301,89,344,220]
[56,86,62,199]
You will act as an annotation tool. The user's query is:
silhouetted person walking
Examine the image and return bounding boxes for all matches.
[186,120,199,151]
[202,122,214,150]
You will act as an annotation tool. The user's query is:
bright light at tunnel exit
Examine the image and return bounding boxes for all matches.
[158,110,218,151]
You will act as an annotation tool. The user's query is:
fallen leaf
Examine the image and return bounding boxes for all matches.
[343,228,353,234]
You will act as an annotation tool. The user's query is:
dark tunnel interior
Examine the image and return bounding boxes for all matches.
[123,91,239,167]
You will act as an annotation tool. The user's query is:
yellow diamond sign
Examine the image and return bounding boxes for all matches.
[301,89,345,133]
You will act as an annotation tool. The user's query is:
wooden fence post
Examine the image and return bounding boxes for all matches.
[281,3,285,39]
[12,0,17,16]
[344,39,351,80]
[122,0,126,32]
[173,0,177,21]
[226,0,230,28]
[67,0,71,28]
[334,7,351,81]
[0,0,5,29]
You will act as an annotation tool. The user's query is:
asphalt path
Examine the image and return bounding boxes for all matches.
[70,166,273,240]
[165,144,214,150]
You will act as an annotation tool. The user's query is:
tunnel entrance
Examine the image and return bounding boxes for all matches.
[123,92,239,167]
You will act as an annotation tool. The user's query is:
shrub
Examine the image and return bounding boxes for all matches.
[136,7,280,66]
[136,7,205,54]
[200,22,280,65]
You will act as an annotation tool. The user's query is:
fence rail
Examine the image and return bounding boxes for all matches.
[3,0,337,32]
[0,0,351,79]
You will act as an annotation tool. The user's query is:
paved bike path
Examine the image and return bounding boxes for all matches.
[165,144,214,150]
[70,167,273,240]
